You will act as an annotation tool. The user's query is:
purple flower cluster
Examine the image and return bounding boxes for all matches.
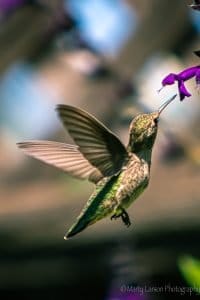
[160,66,200,101]
[158,1,200,101]
[159,2,200,101]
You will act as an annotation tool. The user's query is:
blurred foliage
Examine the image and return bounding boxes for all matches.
[179,256,200,292]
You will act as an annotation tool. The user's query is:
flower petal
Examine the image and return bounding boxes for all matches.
[178,66,200,81]
[178,81,191,101]
[195,69,200,85]
[162,73,177,85]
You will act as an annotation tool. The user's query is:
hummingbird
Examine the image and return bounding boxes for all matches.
[17,94,176,239]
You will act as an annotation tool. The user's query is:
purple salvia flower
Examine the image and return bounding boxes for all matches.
[159,65,200,101]
[178,81,191,101]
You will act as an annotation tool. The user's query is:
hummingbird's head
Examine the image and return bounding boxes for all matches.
[128,112,159,153]
[128,94,176,154]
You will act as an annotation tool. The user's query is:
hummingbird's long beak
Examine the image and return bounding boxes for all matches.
[158,94,177,116]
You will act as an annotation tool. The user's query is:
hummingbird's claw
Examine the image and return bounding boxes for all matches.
[111,208,131,227]
[111,214,118,221]
[121,209,131,227]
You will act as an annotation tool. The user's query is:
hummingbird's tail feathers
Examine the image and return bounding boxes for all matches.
[64,216,93,239]
[64,196,103,239]
[64,176,118,239]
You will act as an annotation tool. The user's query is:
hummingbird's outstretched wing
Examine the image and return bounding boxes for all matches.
[17,141,103,183]
[57,105,128,177]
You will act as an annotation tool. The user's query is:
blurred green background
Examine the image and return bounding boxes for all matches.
[0,0,200,299]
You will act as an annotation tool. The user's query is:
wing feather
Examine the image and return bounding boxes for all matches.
[17,141,103,183]
[56,105,128,177]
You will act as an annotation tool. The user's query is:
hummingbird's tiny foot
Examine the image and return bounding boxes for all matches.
[111,208,131,227]
[111,214,118,221]
[121,208,131,227]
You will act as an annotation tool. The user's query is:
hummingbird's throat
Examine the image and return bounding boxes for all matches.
[135,148,153,164]
[128,133,157,163]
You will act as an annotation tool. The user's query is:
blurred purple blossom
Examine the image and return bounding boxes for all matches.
[159,65,200,101]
